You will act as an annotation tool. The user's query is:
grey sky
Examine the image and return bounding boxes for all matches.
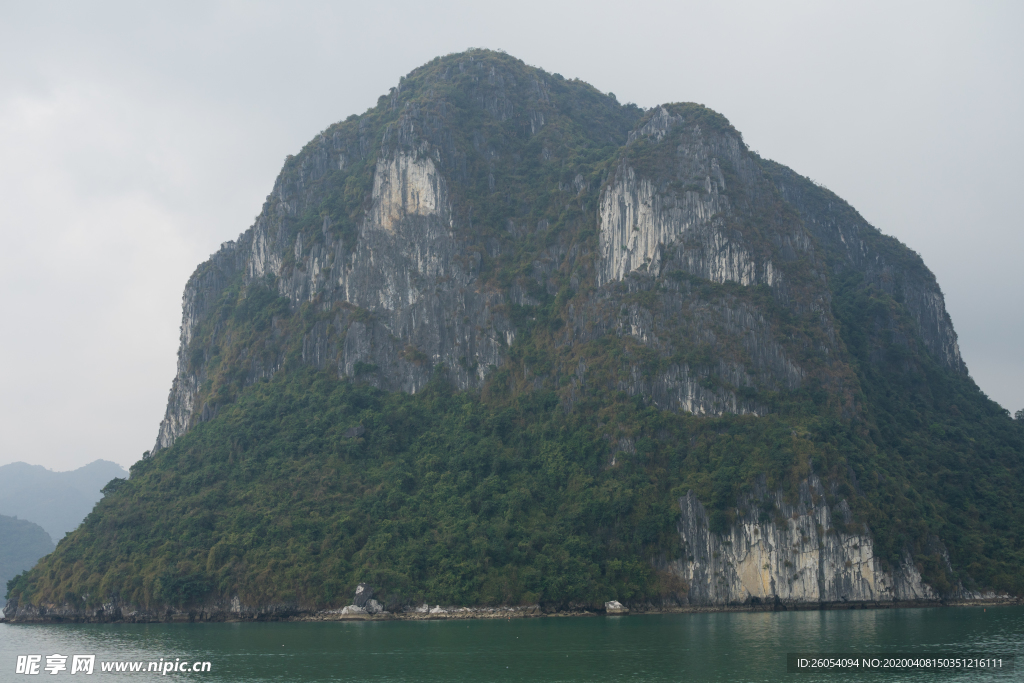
[1,1,1021,471]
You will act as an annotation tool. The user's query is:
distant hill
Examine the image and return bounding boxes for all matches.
[0,514,54,595]
[0,460,128,542]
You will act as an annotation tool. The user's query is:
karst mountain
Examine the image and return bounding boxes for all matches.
[6,50,1022,621]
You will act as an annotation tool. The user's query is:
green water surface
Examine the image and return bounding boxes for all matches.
[1,606,1020,682]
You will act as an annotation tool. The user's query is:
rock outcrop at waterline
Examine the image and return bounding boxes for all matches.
[1,475,992,623]
[3,470,1015,622]
[671,476,946,606]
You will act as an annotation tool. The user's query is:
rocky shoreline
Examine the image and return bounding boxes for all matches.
[3,596,1019,625]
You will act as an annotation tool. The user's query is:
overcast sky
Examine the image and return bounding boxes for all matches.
[1,1,1021,472]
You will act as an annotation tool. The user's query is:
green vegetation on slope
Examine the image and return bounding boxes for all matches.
[832,272,1024,594]
[9,367,876,610]
[759,159,1024,594]
[8,274,1023,608]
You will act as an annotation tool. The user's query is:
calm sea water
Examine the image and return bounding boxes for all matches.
[1,606,1020,682]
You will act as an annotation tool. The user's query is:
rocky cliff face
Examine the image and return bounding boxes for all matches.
[766,162,964,375]
[598,108,774,289]
[671,477,946,606]
[155,86,864,451]
[156,141,514,450]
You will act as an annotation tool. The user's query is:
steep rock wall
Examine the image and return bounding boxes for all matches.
[599,165,735,284]
[153,67,960,460]
[671,477,946,605]
[154,241,247,451]
[768,163,964,374]
[154,145,514,452]
[337,150,510,389]
[598,109,776,288]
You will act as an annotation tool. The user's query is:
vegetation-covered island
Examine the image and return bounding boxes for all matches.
[6,50,1022,622]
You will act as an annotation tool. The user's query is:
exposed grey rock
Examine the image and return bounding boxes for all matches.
[604,600,628,614]
[150,84,852,455]
[157,81,820,455]
[144,66,969,618]
[3,594,306,623]
[340,604,367,616]
[768,164,965,374]
[353,583,373,607]
[598,164,763,287]
[626,106,682,144]
[670,476,942,606]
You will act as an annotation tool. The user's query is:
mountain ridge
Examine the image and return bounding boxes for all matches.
[0,460,128,542]
[0,515,54,599]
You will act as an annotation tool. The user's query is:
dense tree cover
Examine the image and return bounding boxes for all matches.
[760,156,1024,594]
[6,368,844,609]
[10,329,1021,610]
[831,273,1024,594]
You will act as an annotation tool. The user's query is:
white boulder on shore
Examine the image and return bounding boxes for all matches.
[604,600,628,614]
[340,605,367,616]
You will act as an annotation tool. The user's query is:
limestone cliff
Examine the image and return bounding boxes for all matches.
[11,49,1011,622]
[153,92,854,450]
[766,161,964,374]
[671,477,947,606]
[598,108,774,289]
